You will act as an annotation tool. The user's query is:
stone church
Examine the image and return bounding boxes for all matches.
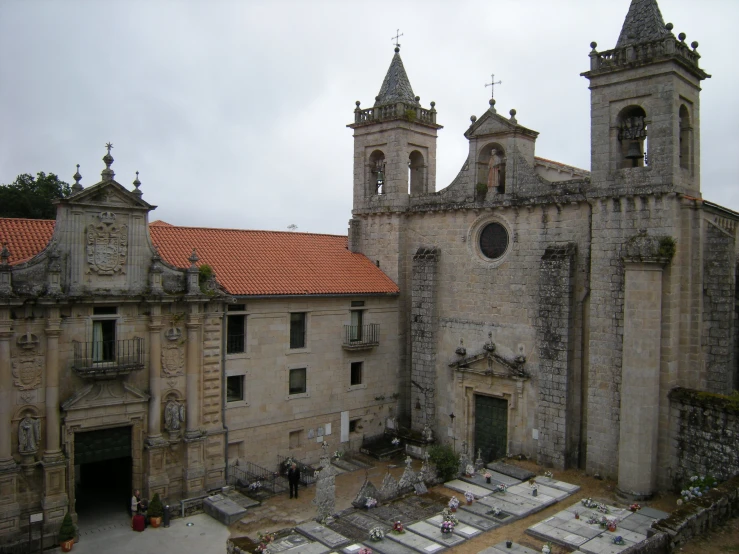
[347,0,736,500]
[0,0,737,546]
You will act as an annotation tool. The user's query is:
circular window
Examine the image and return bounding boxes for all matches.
[479,223,509,260]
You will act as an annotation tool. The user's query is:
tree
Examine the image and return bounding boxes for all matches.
[0,172,71,219]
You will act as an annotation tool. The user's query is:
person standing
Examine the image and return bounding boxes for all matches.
[131,489,142,528]
[287,463,300,499]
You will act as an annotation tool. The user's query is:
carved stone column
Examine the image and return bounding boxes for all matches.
[185,312,201,438]
[0,312,21,541]
[147,308,164,442]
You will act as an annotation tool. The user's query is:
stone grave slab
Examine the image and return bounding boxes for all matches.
[296,522,351,549]
[479,491,554,514]
[579,532,641,554]
[371,497,440,524]
[637,507,669,520]
[478,541,540,554]
[442,479,491,498]
[408,521,465,547]
[484,470,522,487]
[333,458,362,472]
[202,493,249,525]
[266,533,312,552]
[534,476,581,494]
[428,512,498,532]
[618,512,655,535]
[460,498,521,522]
[402,495,453,520]
[363,539,418,554]
[386,529,444,553]
[327,510,391,543]
[506,483,568,504]
[525,517,593,549]
[425,515,482,538]
[486,462,536,481]
[223,489,261,509]
[459,472,510,491]
[507,483,566,502]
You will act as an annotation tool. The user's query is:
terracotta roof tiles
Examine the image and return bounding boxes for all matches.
[0,218,56,264]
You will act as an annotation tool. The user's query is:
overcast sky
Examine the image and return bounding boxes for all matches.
[1,0,737,236]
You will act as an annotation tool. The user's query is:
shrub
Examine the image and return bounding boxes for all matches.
[429,443,458,481]
[148,493,164,518]
[58,512,76,542]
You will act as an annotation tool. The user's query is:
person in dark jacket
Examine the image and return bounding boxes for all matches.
[287,463,301,499]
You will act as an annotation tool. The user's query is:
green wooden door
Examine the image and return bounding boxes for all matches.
[74,426,132,465]
[474,395,508,463]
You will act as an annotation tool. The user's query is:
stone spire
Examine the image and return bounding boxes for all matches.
[71,164,83,193]
[616,0,670,48]
[101,142,115,181]
[374,47,419,108]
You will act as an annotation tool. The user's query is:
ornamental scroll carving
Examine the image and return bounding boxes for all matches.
[86,212,128,275]
[12,356,43,390]
[161,344,185,376]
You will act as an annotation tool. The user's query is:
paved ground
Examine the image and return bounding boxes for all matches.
[48,513,229,554]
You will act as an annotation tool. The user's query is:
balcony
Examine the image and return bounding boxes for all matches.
[342,324,379,351]
[72,338,145,380]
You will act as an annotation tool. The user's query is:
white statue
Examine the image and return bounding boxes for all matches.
[18,416,40,453]
[164,400,185,433]
[422,424,433,442]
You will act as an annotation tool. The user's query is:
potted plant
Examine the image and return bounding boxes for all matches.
[484,471,492,484]
[505,540,513,548]
[440,520,455,534]
[148,493,164,528]
[464,490,475,505]
[392,521,404,534]
[58,512,76,552]
[448,496,459,512]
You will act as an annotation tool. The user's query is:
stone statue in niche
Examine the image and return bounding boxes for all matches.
[18,416,40,454]
[164,400,185,437]
[487,150,502,189]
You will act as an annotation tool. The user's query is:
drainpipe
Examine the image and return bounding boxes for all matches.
[221,307,229,484]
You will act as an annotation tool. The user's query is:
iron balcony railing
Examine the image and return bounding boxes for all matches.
[72,338,145,379]
[342,323,380,350]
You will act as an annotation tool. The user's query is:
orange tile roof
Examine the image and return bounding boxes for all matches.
[0,218,399,296]
[0,218,56,264]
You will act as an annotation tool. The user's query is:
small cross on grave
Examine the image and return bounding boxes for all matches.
[405,455,413,469]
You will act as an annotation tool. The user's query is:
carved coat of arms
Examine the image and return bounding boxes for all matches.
[12,356,43,390]
[161,344,185,376]
[86,214,128,275]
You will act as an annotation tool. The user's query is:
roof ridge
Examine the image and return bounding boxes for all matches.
[616,0,669,48]
[152,225,346,238]
[0,217,55,223]
[374,50,419,108]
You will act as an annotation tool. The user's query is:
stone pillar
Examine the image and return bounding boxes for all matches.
[0,321,15,467]
[41,308,68,532]
[147,308,164,442]
[617,261,663,499]
[185,311,201,437]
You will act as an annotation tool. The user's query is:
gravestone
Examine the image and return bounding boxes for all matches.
[314,442,339,522]
[486,462,535,481]
[296,522,351,549]
[266,533,311,553]
[386,529,444,552]
[414,481,428,496]
[352,474,381,509]
[428,512,499,532]
[408,520,466,547]
[202,493,248,525]
[398,456,417,492]
[362,539,418,554]
[379,472,400,501]
[475,448,485,472]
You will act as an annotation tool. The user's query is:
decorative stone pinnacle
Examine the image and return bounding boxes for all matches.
[101,142,115,181]
[590,41,598,51]
[509,108,517,124]
[188,248,199,268]
[678,32,686,42]
[132,171,142,197]
[72,164,83,192]
[488,98,497,114]
[666,22,673,31]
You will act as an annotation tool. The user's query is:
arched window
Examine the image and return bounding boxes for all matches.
[617,106,648,168]
[477,143,506,193]
[408,150,425,195]
[368,150,386,195]
[679,105,692,172]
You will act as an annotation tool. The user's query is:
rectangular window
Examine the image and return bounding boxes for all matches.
[289,312,306,349]
[227,314,246,354]
[228,303,246,312]
[289,367,307,395]
[226,375,244,402]
[351,300,365,307]
[350,361,363,386]
[350,310,363,341]
[92,319,116,362]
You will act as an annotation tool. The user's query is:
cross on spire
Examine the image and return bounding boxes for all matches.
[485,74,502,99]
[105,142,114,154]
[391,29,403,49]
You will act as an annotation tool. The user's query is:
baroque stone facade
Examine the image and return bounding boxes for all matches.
[348,0,737,501]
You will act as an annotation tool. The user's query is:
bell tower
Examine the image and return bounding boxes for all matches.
[582,0,710,196]
[348,46,442,216]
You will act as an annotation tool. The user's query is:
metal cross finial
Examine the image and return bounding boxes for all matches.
[105,142,114,154]
[485,74,502,99]
[391,29,403,49]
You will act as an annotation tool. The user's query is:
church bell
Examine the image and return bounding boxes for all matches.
[625,140,643,161]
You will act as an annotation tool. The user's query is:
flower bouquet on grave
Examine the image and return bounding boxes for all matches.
[629,503,641,512]
[613,535,625,545]
[447,496,460,511]
[541,543,552,554]
[543,471,554,479]
[681,474,717,502]
[607,518,619,532]
[441,509,459,526]
[255,532,275,553]
[334,450,344,460]
[391,437,401,447]
[359,548,373,554]
[530,482,539,497]
[392,521,405,534]
[369,527,385,542]
[486,506,502,518]
[484,471,492,484]
[440,520,455,534]
[465,464,475,477]
[248,480,262,491]
[464,490,475,504]
[492,484,507,494]
[365,497,378,509]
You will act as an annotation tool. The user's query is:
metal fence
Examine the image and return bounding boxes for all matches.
[276,455,317,487]
[229,460,287,497]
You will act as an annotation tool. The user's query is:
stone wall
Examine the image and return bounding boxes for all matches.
[669,387,739,485]
[535,243,577,468]
[702,222,736,394]
[410,247,439,432]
